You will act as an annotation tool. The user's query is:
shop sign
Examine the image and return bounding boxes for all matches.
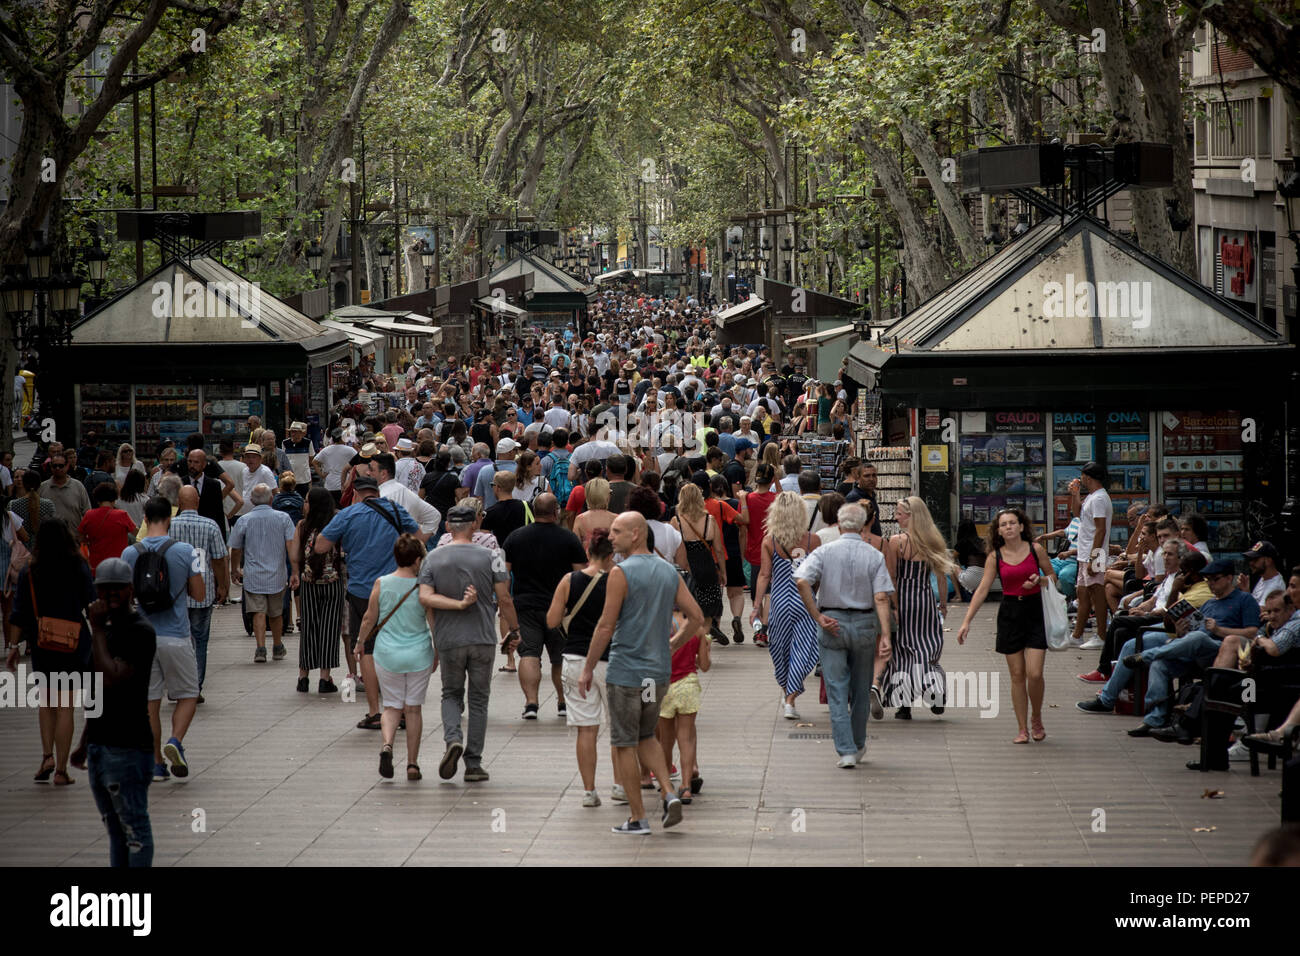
[921,445,948,471]
[989,411,1043,433]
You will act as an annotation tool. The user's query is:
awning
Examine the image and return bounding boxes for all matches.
[845,339,893,390]
[713,294,766,327]
[474,295,526,317]
[364,318,440,336]
[321,320,384,354]
[784,323,855,347]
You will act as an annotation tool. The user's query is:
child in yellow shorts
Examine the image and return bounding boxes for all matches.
[658,610,711,803]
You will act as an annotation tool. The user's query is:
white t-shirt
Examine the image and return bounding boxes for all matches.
[543,406,570,430]
[570,440,620,472]
[816,525,842,546]
[1253,573,1285,608]
[314,443,356,492]
[648,519,682,565]
[238,464,278,515]
[1076,488,1112,567]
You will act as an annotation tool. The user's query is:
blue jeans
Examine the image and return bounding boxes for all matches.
[88,744,154,867]
[1097,631,1166,711]
[1051,558,1078,600]
[1140,629,1221,727]
[188,605,213,690]
[817,609,880,756]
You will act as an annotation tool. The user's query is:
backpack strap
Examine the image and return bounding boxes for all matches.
[362,496,403,534]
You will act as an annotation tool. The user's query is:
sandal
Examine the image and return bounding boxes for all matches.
[356,712,382,730]
[677,786,692,805]
[690,774,703,795]
[53,770,75,786]
[407,763,422,780]
[1031,718,1046,742]
[379,745,394,779]
[34,753,55,783]
[1012,730,1030,744]
[498,666,517,672]
[1245,729,1287,745]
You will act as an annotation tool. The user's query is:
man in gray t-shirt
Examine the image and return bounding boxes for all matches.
[418,506,518,782]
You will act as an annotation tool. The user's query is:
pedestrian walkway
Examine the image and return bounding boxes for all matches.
[0,600,1282,866]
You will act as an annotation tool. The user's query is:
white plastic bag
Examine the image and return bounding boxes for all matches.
[1042,578,1070,650]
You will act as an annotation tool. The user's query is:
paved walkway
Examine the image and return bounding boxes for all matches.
[0,598,1284,866]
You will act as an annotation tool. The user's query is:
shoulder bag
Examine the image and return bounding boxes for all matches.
[365,581,419,645]
[558,571,604,640]
[29,572,84,652]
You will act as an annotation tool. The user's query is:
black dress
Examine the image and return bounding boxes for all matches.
[11,562,95,677]
[680,514,722,619]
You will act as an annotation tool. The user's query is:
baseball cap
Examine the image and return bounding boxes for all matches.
[496,437,519,455]
[446,505,477,524]
[352,475,379,492]
[1202,558,1235,576]
[734,438,756,453]
[94,557,133,587]
[1242,541,1279,562]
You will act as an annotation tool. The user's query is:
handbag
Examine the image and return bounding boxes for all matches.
[1041,577,1071,651]
[29,573,84,653]
[558,571,604,640]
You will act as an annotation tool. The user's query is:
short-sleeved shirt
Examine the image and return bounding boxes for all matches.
[314,444,356,492]
[1252,574,1285,609]
[170,510,229,608]
[503,522,587,609]
[1198,588,1261,632]
[1076,488,1113,565]
[228,504,295,594]
[120,536,197,639]
[322,497,420,598]
[418,543,509,649]
[794,534,895,610]
[40,478,91,529]
[84,608,156,752]
[78,506,138,572]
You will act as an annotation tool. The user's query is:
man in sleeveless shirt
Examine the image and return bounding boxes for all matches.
[580,512,704,834]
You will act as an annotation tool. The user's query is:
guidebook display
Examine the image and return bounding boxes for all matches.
[958,433,1047,539]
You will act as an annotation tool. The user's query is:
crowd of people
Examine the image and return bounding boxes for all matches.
[4,284,1296,861]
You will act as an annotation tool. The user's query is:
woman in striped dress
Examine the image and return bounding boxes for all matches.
[754,491,822,720]
[879,497,956,718]
[291,488,345,693]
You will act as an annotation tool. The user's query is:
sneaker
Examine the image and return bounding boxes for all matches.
[1076,698,1113,714]
[1127,723,1161,737]
[582,790,602,808]
[438,742,463,780]
[732,618,745,644]
[783,702,799,720]
[855,745,867,762]
[254,646,267,663]
[379,746,394,779]
[152,762,170,783]
[1077,670,1107,683]
[895,706,912,720]
[1078,636,1104,649]
[463,766,489,782]
[318,678,338,694]
[1227,740,1251,762]
[612,818,652,835]
[662,795,683,828]
[522,703,539,720]
[611,784,628,804]
[710,624,729,646]
[837,754,857,768]
[296,676,309,693]
[557,702,567,717]
[163,737,188,778]
[870,685,884,720]
[272,643,287,661]
[197,694,205,704]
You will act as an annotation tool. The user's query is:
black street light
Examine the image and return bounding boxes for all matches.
[83,239,109,303]
[307,240,324,273]
[1279,170,1300,298]
[893,235,907,318]
[377,238,393,299]
[1,235,84,459]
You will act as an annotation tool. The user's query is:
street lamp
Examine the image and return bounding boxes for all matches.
[83,239,109,302]
[1279,169,1300,297]
[1,235,84,458]
[893,235,907,318]
[377,238,393,299]
[307,240,324,273]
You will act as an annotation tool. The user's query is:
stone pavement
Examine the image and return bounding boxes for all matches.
[0,597,1284,867]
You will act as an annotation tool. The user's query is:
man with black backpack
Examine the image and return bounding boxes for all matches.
[119,496,206,783]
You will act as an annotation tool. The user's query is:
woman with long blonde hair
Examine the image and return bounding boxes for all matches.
[573,478,615,548]
[878,496,957,719]
[671,483,725,636]
[753,491,821,719]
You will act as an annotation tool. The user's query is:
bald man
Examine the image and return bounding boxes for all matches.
[501,493,587,719]
[170,485,230,700]
[581,511,704,834]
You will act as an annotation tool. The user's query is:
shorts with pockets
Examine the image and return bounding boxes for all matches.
[608,681,666,747]
[244,589,285,616]
[517,606,564,662]
[659,672,700,718]
[560,656,607,727]
[149,635,200,701]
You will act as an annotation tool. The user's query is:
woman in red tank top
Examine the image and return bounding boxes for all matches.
[956,508,1056,744]
[740,463,779,642]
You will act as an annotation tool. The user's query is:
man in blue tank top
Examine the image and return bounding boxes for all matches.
[580,511,704,835]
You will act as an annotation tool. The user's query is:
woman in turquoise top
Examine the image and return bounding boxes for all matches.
[359,534,476,780]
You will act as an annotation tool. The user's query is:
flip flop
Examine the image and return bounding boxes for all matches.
[53,770,75,786]
[498,666,517,672]
[34,753,54,783]
[407,763,422,780]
